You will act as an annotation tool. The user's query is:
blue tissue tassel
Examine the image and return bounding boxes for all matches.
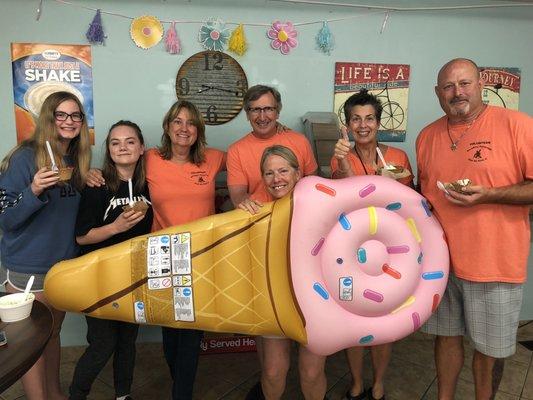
[316,21,334,55]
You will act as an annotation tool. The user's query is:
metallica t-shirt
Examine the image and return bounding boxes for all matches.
[75,179,153,255]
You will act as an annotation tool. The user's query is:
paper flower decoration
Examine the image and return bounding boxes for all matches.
[267,21,298,55]
[130,16,164,49]
[198,18,229,51]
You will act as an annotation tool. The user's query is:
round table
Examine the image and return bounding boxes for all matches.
[0,294,53,393]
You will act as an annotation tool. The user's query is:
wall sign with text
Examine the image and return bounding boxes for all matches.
[479,66,520,110]
[334,62,410,142]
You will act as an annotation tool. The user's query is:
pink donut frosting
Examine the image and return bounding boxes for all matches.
[290,175,449,355]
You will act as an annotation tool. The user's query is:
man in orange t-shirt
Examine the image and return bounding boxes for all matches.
[227,85,317,214]
[227,86,318,399]
[416,58,533,400]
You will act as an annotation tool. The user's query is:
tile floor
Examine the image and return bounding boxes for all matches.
[2,323,533,400]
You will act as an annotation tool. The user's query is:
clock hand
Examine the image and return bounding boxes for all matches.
[209,85,240,96]
[197,84,215,94]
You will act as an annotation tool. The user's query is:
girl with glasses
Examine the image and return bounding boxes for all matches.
[0,91,91,399]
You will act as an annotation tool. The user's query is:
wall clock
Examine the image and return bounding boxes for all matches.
[175,51,248,125]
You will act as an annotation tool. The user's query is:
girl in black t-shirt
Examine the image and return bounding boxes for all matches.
[70,121,153,400]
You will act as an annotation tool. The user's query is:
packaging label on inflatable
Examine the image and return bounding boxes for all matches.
[339,277,353,301]
[134,301,146,323]
[146,233,195,322]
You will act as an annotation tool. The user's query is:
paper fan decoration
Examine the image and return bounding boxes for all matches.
[267,21,298,55]
[130,15,164,49]
[198,18,229,51]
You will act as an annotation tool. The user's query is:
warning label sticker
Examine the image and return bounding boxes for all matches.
[146,232,195,322]
[173,286,195,322]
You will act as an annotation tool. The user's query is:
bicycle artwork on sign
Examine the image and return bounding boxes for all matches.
[334,62,410,142]
[479,67,520,110]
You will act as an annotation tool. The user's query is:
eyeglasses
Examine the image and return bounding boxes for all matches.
[54,111,84,122]
[247,106,277,116]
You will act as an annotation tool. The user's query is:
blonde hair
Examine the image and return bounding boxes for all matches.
[1,91,91,190]
[260,145,299,175]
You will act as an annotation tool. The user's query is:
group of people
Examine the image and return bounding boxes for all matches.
[0,57,531,400]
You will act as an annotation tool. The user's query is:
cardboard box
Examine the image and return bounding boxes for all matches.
[302,112,339,177]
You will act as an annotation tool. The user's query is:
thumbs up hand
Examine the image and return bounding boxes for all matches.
[334,126,353,161]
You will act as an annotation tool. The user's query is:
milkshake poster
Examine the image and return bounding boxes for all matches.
[334,62,410,142]
[11,43,94,143]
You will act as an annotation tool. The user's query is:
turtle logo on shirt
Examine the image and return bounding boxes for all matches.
[467,140,491,163]
[190,171,208,186]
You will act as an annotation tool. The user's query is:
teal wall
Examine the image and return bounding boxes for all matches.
[1,0,533,345]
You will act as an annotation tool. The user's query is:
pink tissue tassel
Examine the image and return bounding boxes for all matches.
[165,22,181,54]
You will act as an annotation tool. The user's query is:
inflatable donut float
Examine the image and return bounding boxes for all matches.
[291,175,448,355]
[44,175,448,356]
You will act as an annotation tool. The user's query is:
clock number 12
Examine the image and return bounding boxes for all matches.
[204,52,223,71]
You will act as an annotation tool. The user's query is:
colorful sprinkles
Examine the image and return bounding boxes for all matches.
[363,289,384,303]
[315,183,336,196]
[313,282,329,300]
[311,237,325,256]
[368,206,378,235]
[359,183,376,198]
[338,213,351,230]
[357,248,367,263]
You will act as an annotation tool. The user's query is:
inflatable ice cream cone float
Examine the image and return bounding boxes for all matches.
[44,176,449,355]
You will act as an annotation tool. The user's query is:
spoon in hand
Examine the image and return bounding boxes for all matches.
[436,180,450,195]
[376,147,393,170]
[23,275,34,301]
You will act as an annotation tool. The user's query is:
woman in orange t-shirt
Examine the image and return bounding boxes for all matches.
[84,101,225,399]
[147,101,225,400]
[331,89,413,400]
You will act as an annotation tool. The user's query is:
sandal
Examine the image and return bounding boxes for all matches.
[344,389,367,400]
[366,387,385,400]
[245,381,265,400]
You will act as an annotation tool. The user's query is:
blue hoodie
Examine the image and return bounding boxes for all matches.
[0,146,80,274]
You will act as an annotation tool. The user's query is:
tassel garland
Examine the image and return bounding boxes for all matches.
[86,9,105,45]
[165,21,181,54]
[228,24,247,56]
[316,21,334,55]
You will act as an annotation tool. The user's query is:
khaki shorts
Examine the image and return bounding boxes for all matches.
[421,273,523,358]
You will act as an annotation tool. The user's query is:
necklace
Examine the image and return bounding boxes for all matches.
[353,145,379,175]
[446,105,486,151]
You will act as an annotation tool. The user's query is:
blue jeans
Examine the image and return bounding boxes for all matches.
[162,327,203,400]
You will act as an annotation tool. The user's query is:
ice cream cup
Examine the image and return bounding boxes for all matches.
[0,292,35,322]
[122,201,149,216]
[58,167,73,181]
[444,179,472,192]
